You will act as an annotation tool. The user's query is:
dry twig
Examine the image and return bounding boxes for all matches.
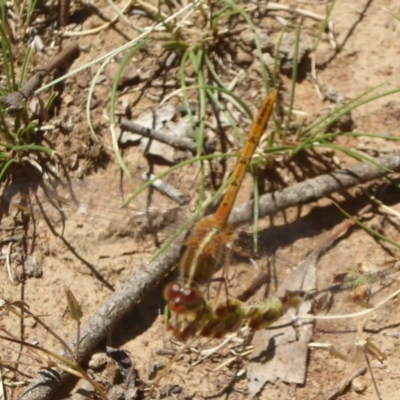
[59,0,71,27]
[0,42,79,110]
[119,117,202,154]
[229,152,400,226]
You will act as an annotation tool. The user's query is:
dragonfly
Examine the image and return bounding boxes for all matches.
[163,89,281,341]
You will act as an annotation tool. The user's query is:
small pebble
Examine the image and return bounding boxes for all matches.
[351,376,367,393]
[88,352,108,370]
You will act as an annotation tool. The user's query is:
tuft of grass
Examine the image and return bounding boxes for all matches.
[0,292,109,399]
[0,1,54,181]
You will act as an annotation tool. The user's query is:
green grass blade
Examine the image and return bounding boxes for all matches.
[334,201,400,250]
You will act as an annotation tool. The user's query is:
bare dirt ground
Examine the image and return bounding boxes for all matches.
[2,1,400,399]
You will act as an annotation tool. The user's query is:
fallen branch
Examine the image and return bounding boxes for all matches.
[20,151,400,399]
[229,152,400,226]
[0,42,79,110]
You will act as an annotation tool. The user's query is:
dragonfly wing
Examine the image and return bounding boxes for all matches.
[1,173,194,269]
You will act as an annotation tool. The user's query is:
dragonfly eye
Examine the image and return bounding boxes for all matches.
[164,281,205,314]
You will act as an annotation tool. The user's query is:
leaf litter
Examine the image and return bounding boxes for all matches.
[246,203,400,398]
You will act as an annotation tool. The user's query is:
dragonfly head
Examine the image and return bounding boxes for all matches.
[163,281,205,314]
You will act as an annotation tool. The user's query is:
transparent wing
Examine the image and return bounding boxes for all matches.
[4,180,178,236]
[0,169,201,269]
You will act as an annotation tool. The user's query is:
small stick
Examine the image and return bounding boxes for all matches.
[5,242,15,284]
[0,42,79,110]
[229,151,400,226]
[61,0,137,37]
[119,117,202,154]
[20,151,400,400]
[265,3,333,22]
[142,172,190,206]
[59,0,71,27]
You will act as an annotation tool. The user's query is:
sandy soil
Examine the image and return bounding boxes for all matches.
[2,1,400,399]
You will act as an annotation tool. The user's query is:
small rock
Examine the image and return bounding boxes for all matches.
[115,98,131,117]
[351,377,367,393]
[240,28,256,48]
[28,97,46,120]
[277,32,313,71]
[63,94,74,106]
[240,28,271,52]
[261,52,276,70]
[88,352,108,370]
[105,62,140,88]
[108,385,125,400]
[71,380,95,399]
[236,48,253,66]
[24,253,43,278]
[325,87,345,103]
[257,29,272,52]
[95,74,107,84]
[76,71,91,88]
